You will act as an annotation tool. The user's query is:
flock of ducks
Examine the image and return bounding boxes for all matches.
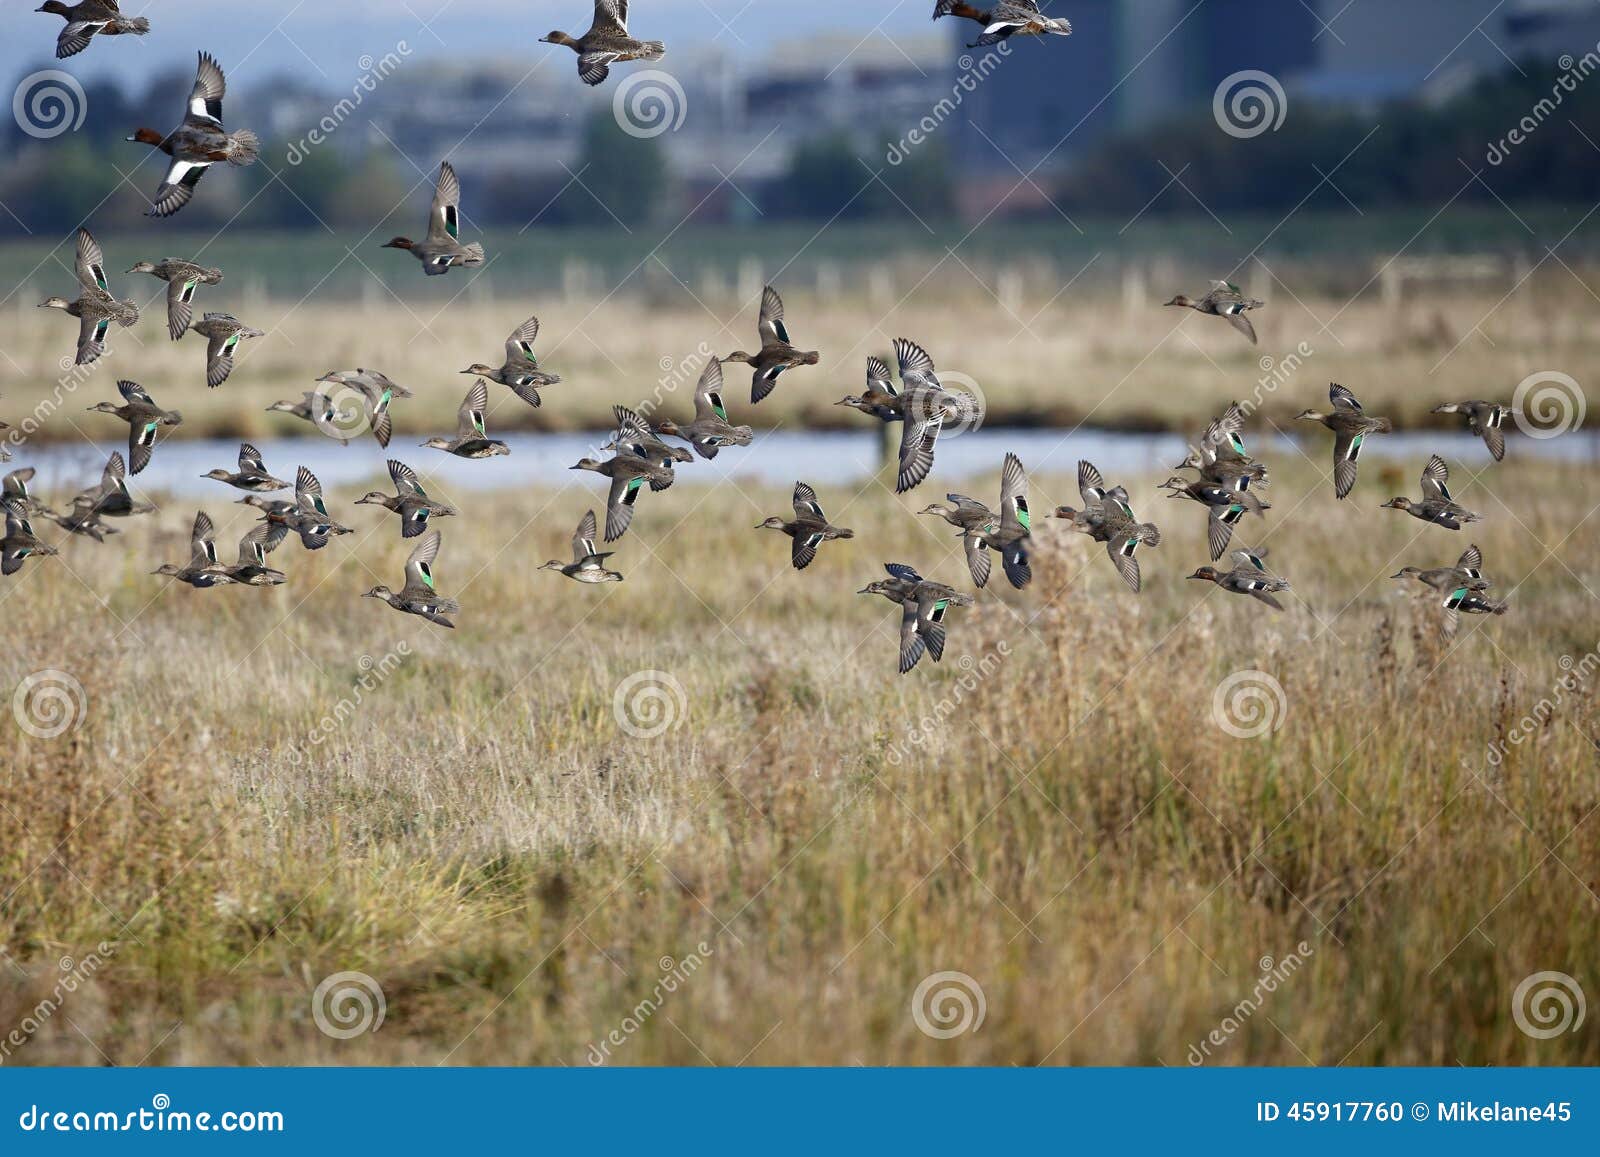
[11,4,1520,668]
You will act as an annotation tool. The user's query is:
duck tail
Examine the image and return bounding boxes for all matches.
[638,40,667,61]
[226,129,260,166]
[1374,417,1394,433]
[458,242,486,265]
[1140,522,1162,547]
[124,17,152,34]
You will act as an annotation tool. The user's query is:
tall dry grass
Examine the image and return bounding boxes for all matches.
[0,449,1595,1065]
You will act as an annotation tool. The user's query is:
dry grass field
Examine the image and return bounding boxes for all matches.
[0,435,1596,1065]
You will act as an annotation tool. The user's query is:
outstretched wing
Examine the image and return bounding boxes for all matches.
[189,51,228,124]
[1420,454,1452,503]
[791,481,825,523]
[428,162,463,243]
[75,228,108,291]
[757,285,789,347]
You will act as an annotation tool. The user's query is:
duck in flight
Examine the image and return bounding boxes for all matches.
[126,52,259,218]
[541,1,666,86]
[383,162,486,276]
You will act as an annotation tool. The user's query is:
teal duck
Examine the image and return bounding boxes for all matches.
[73,451,153,519]
[202,442,288,492]
[607,405,692,489]
[541,0,666,86]
[383,162,485,275]
[1165,280,1263,344]
[1055,461,1161,593]
[1392,543,1490,594]
[356,459,458,539]
[540,510,624,584]
[86,380,182,475]
[315,370,405,448]
[263,467,353,551]
[224,523,288,586]
[1187,549,1290,611]
[1381,455,1481,529]
[151,511,235,588]
[127,257,222,339]
[834,356,903,421]
[1,499,58,576]
[1432,400,1515,461]
[570,450,672,542]
[265,391,357,445]
[1160,475,1269,560]
[724,286,820,404]
[188,312,263,388]
[2,467,48,517]
[932,1,1072,48]
[40,504,117,543]
[756,481,855,570]
[126,52,259,217]
[859,562,973,674]
[40,228,139,365]
[923,453,1030,589]
[422,380,509,459]
[461,315,561,407]
[652,358,754,459]
[362,530,459,628]
[919,492,997,588]
[891,338,979,494]
[1175,401,1269,491]
[1296,383,1392,499]
[38,0,149,58]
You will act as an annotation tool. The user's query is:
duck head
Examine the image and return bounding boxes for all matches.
[857,580,892,596]
[38,296,71,311]
[1053,505,1080,520]
[151,563,183,577]
[264,400,300,413]
[125,260,158,275]
[361,585,392,600]
[1391,566,1421,579]
[1173,448,1203,470]
[1380,497,1414,512]
[354,491,392,506]
[1293,408,1324,422]
[381,237,415,251]
[537,559,566,571]
[125,127,164,146]
[200,469,235,483]
[540,31,579,47]
[1187,566,1221,582]
[652,419,682,438]
[569,457,604,473]
[721,351,755,365]
[916,503,951,517]
[755,516,787,531]
[1164,294,1194,308]
[460,364,497,376]
[420,436,454,450]
[85,401,120,414]
[37,2,73,15]
[835,396,864,408]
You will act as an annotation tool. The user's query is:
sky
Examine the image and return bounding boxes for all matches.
[8,0,934,91]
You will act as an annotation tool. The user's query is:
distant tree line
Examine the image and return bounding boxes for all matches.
[0,59,1592,236]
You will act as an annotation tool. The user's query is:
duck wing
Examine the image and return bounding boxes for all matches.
[294,466,330,518]
[1226,311,1258,344]
[126,412,161,475]
[75,228,108,292]
[189,510,220,568]
[998,451,1030,535]
[897,600,927,674]
[1331,430,1362,500]
[893,337,941,392]
[202,320,242,388]
[790,527,823,571]
[1419,454,1452,503]
[76,311,110,365]
[604,471,644,542]
[457,379,490,437]
[588,0,629,35]
[389,458,429,499]
[963,532,992,589]
[189,51,228,125]
[55,19,104,59]
[237,522,283,566]
[884,563,923,584]
[1329,382,1363,412]
[572,509,601,563]
[165,272,202,339]
[1105,528,1143,593]
[427,162,463,243]
[1206,505,1240,560]
[1457,543,1484,579]
[1471,410,1506,461]
[1230,547,1271,573]
[757,285,790,347]
[504,315,541,366]
[791,481,826,523]
[237,441,267,475]
[865,355,895,397]
[693,358,730,422]
[149,160,208,218]
[895,392,943,493]
[402,531,443,599]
